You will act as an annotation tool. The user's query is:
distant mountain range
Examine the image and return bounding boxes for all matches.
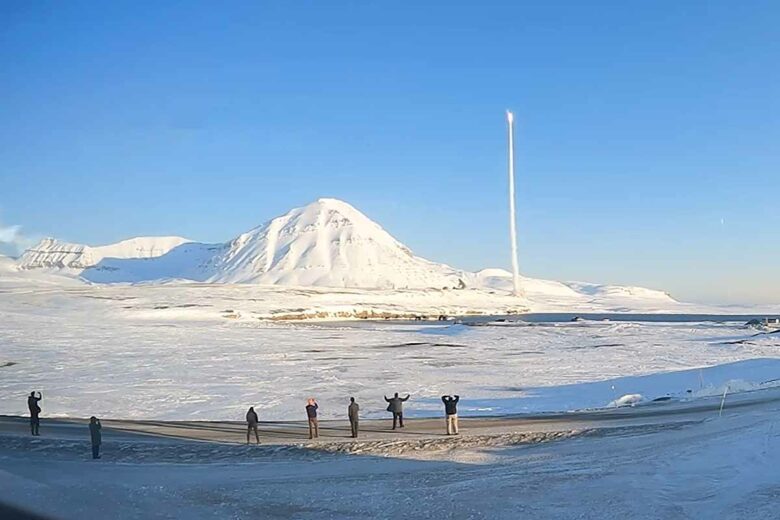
[18,236,191,271]
[14,198,676,304]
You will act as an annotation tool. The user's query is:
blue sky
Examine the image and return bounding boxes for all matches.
[1,1,778,304]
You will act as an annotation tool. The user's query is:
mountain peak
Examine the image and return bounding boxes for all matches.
[294,198,377,228]
[205,198,450,287]
[243,198,396,251]
[311,197,353,208]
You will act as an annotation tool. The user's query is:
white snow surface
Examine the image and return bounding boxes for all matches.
[2,271,780,421]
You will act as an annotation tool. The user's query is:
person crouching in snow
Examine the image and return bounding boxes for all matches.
[441,395,459,435]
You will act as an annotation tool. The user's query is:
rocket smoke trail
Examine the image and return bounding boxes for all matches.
[506,110,522,297]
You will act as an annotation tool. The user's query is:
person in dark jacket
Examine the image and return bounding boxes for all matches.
[384,392,410,430]
[246,406,260,444]
[89,416,102,459]
[441,395,460,435]
[27,391,42,436]
[347,397,359,438]
[306,398,319,439]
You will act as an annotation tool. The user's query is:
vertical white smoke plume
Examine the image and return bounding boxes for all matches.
[506,110,522,297]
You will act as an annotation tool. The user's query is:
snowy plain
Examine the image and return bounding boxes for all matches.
[2,267,780,421]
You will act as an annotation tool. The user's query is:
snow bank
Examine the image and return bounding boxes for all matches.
[608,394,644,407]
[460,357,780,416]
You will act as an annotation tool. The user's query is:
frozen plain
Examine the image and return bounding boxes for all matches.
[2,276,780,421]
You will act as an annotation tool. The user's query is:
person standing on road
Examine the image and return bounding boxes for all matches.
[246,406,260,444]
[384,392,410,430]
[89,416,102,459]
[306,398,319,439]
[441,395,460,435]
[347,397,360,438]
[27,391,42,436]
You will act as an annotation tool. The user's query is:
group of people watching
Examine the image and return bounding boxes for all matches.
[245,392,461,443]
[26,391,104,460]
[26,390,462,455]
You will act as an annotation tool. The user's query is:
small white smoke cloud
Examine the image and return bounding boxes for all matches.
[0,224,21,242]
[0,222,35,257]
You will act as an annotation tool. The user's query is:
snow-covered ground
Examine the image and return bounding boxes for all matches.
[2,395,780,519]
[2,269,780,421]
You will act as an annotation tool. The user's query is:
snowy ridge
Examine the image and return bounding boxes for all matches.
[18,236,191,270]
[470,268,677,306]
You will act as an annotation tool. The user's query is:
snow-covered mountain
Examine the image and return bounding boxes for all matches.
[18,236,191,271]
[81,198,468,288]
[208,198,467,287]
[12,198,677,307]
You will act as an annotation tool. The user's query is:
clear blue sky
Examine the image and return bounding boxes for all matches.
[1,1,778,304]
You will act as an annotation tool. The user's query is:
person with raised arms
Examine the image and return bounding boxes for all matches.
[384,392,410,430]
[306,398,319,439]
[441,394,460,435]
